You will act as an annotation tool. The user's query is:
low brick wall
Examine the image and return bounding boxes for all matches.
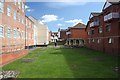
[0,50,28,67]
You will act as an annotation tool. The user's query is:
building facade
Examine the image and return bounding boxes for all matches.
[50,32,59,42]
[65,23,86,47]
[29,16,49,46]
[85,1,120,55]
[0,0,26,53]
[25,16,34,49]
[59,29,67,42]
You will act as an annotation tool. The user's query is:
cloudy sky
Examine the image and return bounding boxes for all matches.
[26,1,105,32]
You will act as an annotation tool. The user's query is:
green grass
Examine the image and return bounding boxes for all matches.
[2,47,118,78]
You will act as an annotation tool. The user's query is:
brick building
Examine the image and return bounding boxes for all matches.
[0,0,29,66]
[85,1,120,55]
[59,29,67,42]
[65,23,86,47]
[25,16,34,49]
[0,0,26,53]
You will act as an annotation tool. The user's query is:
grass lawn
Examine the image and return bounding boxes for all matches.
[2,47,118,78]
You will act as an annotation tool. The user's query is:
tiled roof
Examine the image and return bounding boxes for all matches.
[91,12,101,17]
[72,23,86,28]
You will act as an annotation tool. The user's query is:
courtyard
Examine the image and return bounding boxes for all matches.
[2,46,118,78]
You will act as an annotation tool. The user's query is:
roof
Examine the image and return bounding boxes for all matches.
[25,15,34,23]
[89,12,101,19]
[72,23,86,29]
[102,0,120,11]
[91,12,101,17]
[85,21,90,31]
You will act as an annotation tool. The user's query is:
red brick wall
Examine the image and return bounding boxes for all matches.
[86,3,120,55]
[69,28,87,39]
[0,50,28,66]
[60,30,67,40]
[1,1,25,53]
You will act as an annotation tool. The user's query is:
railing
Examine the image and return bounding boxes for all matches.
[90,21,99,27]
[104,12,119,21]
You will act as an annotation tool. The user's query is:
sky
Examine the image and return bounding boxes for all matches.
[26,1,105,32]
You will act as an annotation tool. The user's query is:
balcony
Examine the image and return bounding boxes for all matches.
[66,32,71,35]
[90,21,99,27]
[104,12,119,22]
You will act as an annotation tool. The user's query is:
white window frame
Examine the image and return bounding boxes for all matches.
[22,2,25,12]
[97,39,101,44]
[22,31,24,39]
[0,25,4,38]
[14,11,16,20]
[108,38,114,44]
[14,0,16,5]
[7,5,11,16]
[7,27,11,38]
[0,0,4,13]
[18,0,21,9]
[99,27,103,33]
[17,30,20,38]
[18,13,20,22]
[22,17,24,24]
[13,29,16,38]
[92,39,94,42]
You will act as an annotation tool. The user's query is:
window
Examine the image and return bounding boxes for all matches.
[22,31,24,39]
[7,6,11,16]
[22,2,25,12]
[87,31,91,35]
[97,39,101,44]
[14,0,16,5]
[91,29,94,35]
[92,39,95,42]
[18,13,20,22]
[7,28,11,38]
[13,29,16,38]
[22,17,24,24]
[106,24,111,32]
[0,0,4,13]
[0,26,4,37]
[108,38,114,44]
[18,0,21,9]
[18,30,20,38]
[14,11,16,20]
[99,27,103,33]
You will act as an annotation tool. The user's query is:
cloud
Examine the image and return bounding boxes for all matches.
[25,5,30,9]
[41,15,58,22]
[57,24,63,26]
[25,5,34,12]
[59,18,64,21]
[65,19,84,26]
[27,9,34,12]
[38,20,44,25]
